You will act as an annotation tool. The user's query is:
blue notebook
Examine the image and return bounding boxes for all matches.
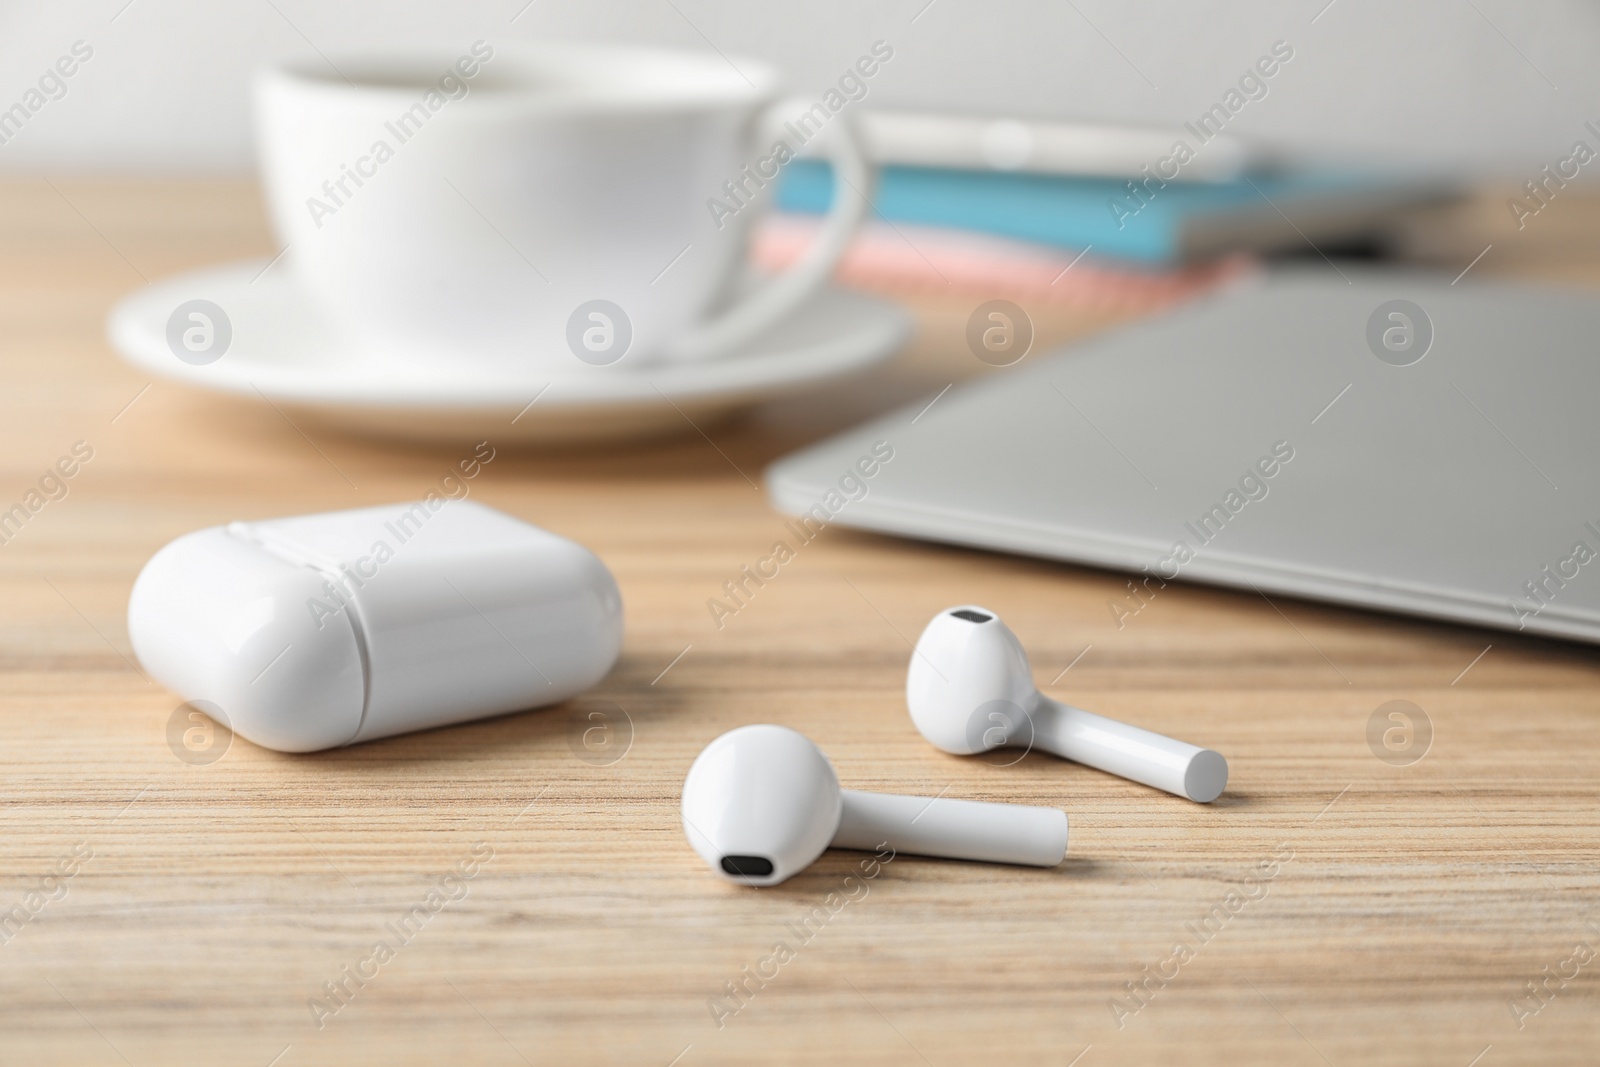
[774,160,1445,265]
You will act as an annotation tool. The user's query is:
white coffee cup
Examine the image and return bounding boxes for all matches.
[254,41,869,374]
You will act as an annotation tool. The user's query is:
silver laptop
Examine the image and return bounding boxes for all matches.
[766,269,1600,643]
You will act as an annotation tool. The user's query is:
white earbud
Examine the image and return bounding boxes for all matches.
[681,724,1069,886]
[908,606,1229,803]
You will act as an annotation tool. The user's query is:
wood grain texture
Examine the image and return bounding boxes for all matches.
[1,180,1598,1066]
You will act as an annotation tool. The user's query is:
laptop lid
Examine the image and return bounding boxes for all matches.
[765,269,1600,643]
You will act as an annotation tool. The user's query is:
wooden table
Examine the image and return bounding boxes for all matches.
[2,181,1597,1066]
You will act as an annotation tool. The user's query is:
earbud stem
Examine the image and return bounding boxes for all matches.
[1031,697,1228,803]
[833,789,1068,867]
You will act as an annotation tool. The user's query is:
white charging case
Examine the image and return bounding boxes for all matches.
[128,500,622,752]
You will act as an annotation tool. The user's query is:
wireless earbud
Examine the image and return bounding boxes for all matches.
[908,606,1229,803]
[681,724,1069,886]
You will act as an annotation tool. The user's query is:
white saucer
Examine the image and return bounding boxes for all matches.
[108,259,911,443]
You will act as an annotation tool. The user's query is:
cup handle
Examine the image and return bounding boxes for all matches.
[664,111,873,362]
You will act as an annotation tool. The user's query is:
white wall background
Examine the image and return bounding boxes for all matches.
[0,0,1596,176]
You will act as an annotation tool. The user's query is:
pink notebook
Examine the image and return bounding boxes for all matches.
[753,213,1256,313]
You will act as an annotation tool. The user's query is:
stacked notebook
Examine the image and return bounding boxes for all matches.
[755,110,1457,313]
